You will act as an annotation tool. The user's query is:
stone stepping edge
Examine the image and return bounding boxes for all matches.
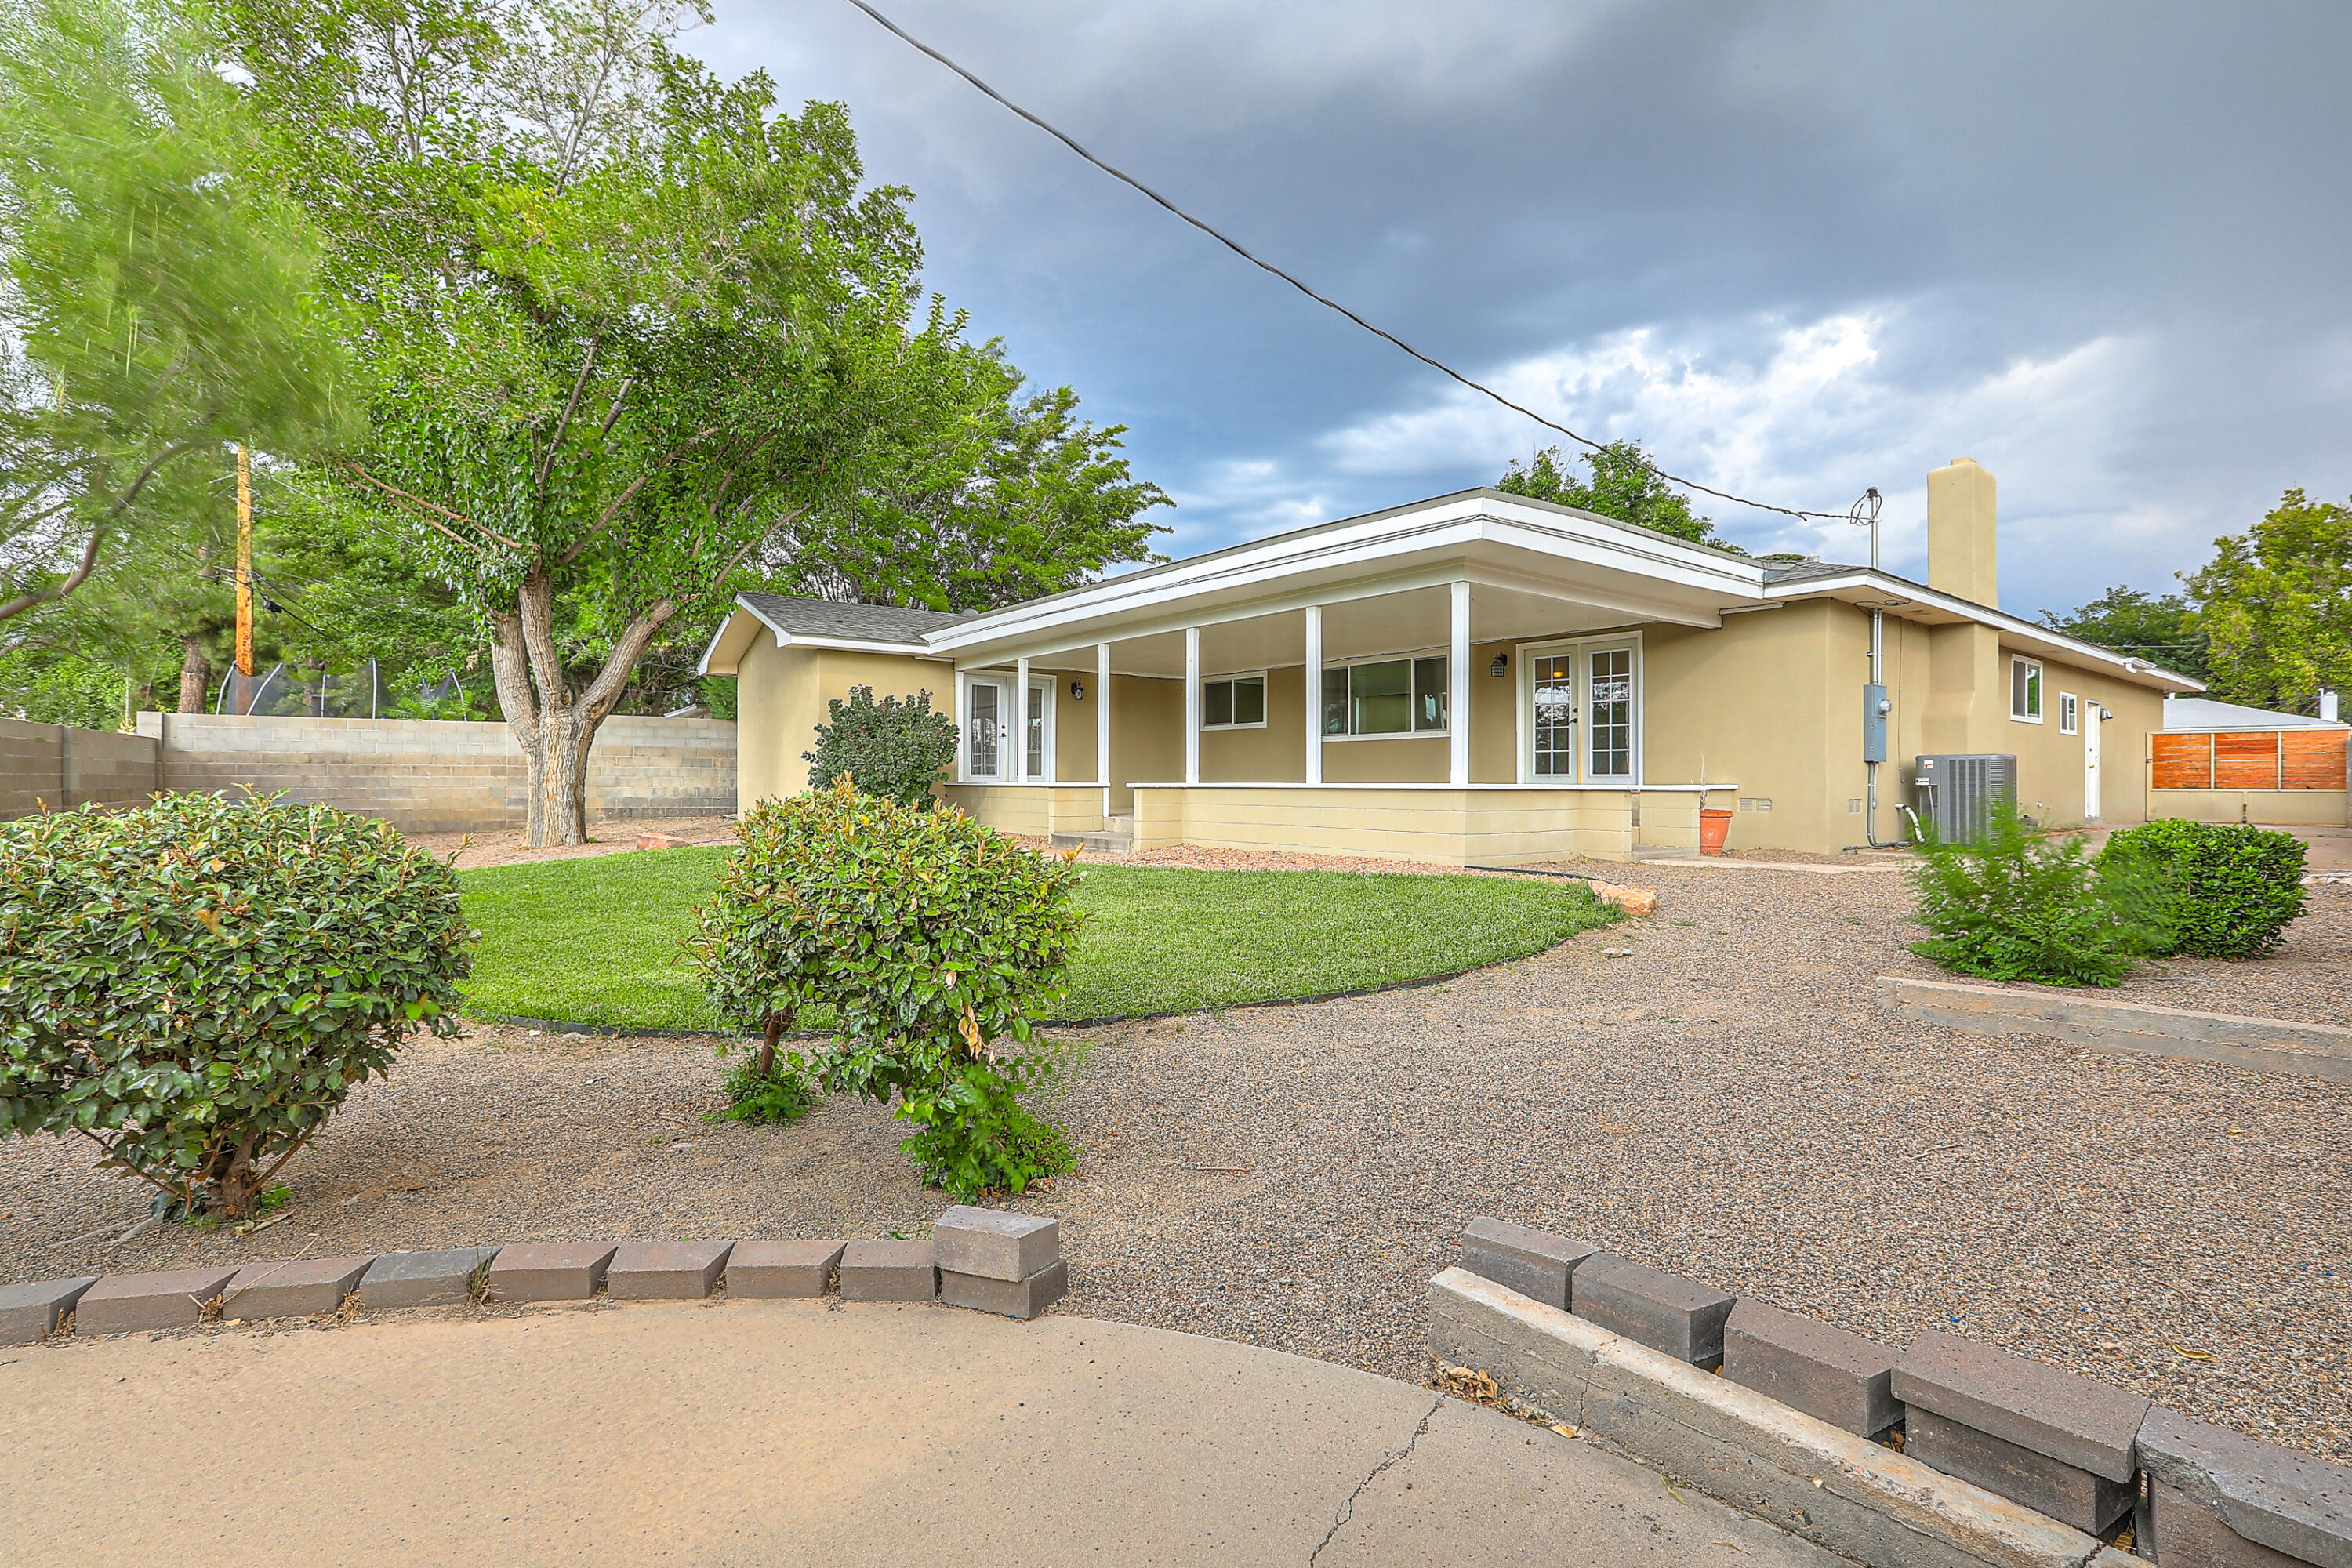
[1878,975,2352,1084]
[1443,1218,2352,1567]
[1,1207,1067,1347]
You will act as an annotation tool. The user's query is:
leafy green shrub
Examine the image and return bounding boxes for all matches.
[0,792,471,1218]
[708,1054,822,1126]
[802,685,958,807]
[684,779,1085,1196]
[1910,796,2168,986]
[2098,819,2307,959]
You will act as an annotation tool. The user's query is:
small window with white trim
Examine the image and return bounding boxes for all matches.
[2010,657,2044,722]
[2059,692,2078,734]
[1200,673,1267,730]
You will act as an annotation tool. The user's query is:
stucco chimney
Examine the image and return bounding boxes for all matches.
[1926,457,1998,608]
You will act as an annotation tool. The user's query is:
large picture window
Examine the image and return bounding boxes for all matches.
[1321,656,1447,737]
[1201,673,1266,729]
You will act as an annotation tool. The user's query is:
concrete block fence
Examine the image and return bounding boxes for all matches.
[0,716,162,818]
[0,1206,1065,1348]
[1445,1216,2352,1567]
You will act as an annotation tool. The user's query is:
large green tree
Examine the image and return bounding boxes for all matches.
[2184,488,2352,713]
[1497,440,1734,550]
[0,0,347,628]
[226,0,1160,843]
[2038,586,2209,683]
[771,340,1168,611]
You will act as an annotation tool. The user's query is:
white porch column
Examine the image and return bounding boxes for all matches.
[1303,604,1323,786]
[1183,626,1201,786]
[1014,657,1030,783]
[1095,641,1112,815]
[1449,579,1471,787]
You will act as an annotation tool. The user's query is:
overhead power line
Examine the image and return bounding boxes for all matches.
[841,0,1852,523]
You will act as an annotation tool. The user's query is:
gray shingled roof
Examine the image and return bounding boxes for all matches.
[1759,558,1866,584]
[739,593,975,647]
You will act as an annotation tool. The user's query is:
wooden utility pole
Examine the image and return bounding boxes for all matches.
[234,444,254,680]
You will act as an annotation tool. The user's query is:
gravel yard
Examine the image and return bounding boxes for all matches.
[3,856,2346,1464]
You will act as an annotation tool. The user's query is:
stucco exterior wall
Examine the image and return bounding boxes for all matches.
[2143,787,2349,826]
[735,637,949,806]
[1127,784,1698,866]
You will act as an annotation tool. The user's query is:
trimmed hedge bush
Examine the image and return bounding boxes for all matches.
[1911,796,2170,986]
[2099,818,2307,959]
[802,684,958,807]
[0,792,471,1219]
[684,779,1084,1196]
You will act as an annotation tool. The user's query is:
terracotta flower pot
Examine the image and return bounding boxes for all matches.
[1698,808,1733,855]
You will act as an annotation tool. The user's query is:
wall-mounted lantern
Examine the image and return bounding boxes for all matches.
[1488,653,1508,678]
[1069,678,1085,701]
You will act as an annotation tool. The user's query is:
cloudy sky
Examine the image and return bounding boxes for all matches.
[700,1,2352,619]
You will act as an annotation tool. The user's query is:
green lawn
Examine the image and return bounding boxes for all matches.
[459,848,1620,1033]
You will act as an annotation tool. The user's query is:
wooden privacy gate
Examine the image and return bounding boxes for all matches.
[2151,728,2349,790]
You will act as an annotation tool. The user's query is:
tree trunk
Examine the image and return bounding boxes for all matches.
[488,571,681,848]
[176,636,210,713]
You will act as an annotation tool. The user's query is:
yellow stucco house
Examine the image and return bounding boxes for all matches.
[699,459,2201,863]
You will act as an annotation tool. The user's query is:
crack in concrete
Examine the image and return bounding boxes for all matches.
[1308,1392,1443,1566]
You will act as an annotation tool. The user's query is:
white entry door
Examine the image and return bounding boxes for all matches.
[965,678,1008,781]
[2084,707,2103,820]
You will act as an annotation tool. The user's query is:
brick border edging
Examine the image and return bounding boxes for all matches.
[1878,975,2352,1083]
[0,1205,1067,1347]
[1441,1218,2352,1567]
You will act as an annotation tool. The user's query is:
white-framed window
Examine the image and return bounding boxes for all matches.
[2010,657,2044,722]
[1517,633,1642,783]
[2060,691,2078,735]
[1200,672,1267,730]
[1320,655,1447,738]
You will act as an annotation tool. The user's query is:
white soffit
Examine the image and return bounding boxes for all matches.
[927,492,1767,666]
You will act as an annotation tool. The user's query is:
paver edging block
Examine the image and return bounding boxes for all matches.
[606,1240,734,1301]
[931,1206,1058,1283]
[1722,1297,1901,1439]
[1571,1253,1737,1370]
[0,1276,99,1345]
[725,1240,844,1299]
[485,1243,617,1304]
[939,1260,1067,1321]
[1458,1217,1595,1312]
[222,1255,376,1319]
[74,1267,242,1335]
[357,1247,499,1310]
[2137,1404,2352,1568]
[1905,1406,2137,1535]
[838,1240,937,1303]
[1893,1329,2147,1483]
[1428,1266,2114,1568]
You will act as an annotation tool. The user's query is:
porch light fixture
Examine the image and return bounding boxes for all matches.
[1489,653,1508,677]
[1069,678,1085,700]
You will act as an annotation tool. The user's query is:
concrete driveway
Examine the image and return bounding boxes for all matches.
[2,1301,1835,1567]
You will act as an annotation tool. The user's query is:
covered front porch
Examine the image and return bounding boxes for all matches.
[931,502,1755,865]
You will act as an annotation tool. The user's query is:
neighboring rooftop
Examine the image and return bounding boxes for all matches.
[2165,695,2347,731]
[736,593,975,648]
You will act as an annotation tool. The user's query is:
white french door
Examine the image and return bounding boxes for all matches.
[965,678,1007,781]
[1522,637,1641,784]
[962,675,1053,783]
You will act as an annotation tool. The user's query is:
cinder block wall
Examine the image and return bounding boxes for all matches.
[123,713,735,833]
[0,717,163,818]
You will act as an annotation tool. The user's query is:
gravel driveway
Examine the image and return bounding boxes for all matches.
[3,859,2345,1464]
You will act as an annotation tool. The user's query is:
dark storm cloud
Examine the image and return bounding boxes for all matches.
[702,1,2352,615]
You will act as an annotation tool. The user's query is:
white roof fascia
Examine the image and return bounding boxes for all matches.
[923,495,1764,662]
[1766,571,2206,693]
[696,597,947,676]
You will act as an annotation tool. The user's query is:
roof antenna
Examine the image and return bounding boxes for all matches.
[1848,487,1883,572]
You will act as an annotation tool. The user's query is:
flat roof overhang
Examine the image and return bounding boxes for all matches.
[925,492,1770,669]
